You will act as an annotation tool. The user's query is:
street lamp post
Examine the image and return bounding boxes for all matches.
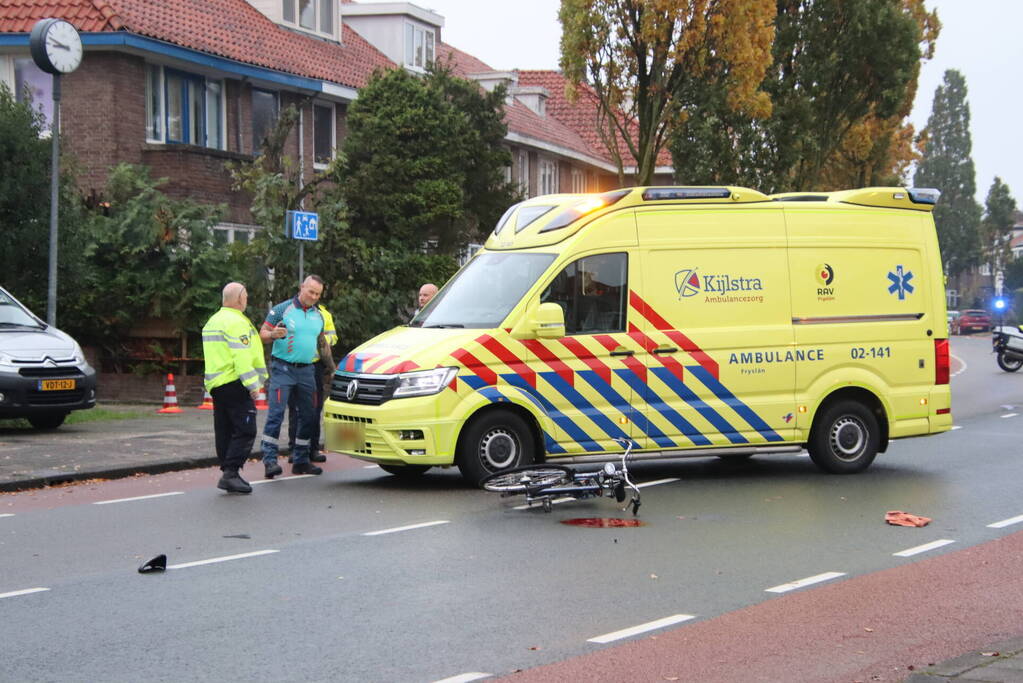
[29,18,82,326]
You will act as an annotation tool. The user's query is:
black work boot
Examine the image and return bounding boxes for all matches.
[264,461,283,479]
[217,470,252,494]
[309,452,326,463]
[292,462,323,475]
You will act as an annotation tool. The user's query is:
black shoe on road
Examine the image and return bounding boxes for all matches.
[217,472,252,494]
[309,452,326,463]
[292,462,323,476]
[264,462,283,479]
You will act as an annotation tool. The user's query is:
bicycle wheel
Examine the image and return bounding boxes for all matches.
[481,465,574,493]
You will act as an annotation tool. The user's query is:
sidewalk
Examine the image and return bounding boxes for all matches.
[2,404,1022,682]
[0,403,270,492]
[906,638,1023,682]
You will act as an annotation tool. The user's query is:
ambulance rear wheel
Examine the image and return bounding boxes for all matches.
[457,410,533,486]
[808,400,879,474]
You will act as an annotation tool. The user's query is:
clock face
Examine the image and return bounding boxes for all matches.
[43,20,83,74]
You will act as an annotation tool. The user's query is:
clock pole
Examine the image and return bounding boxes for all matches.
[46,72,61,327]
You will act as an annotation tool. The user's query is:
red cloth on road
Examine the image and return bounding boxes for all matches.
[885,510,932,527]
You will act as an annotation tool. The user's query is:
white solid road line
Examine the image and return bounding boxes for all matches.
[951,426,963,430]
[93,492,184,505]
[362,520,450,536]
[893,539,955,557]
[588,614,696,644]
[250,474,314,485]
[432,673,492,683]
[765,571,846,593]
[988,514,1023,529]
[168,549,279,569]
[0,587,50,599]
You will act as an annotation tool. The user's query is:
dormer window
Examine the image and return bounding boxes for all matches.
[404,23,435,70]
[283,0,334,36]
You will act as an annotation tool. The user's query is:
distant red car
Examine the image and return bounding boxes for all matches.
[957,309,992,334]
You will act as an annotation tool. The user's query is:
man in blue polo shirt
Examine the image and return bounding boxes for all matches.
[259,275,326,477]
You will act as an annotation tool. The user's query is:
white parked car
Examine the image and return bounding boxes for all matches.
[0,286,96,429]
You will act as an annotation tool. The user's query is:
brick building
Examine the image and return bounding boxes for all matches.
[0,0,673,246]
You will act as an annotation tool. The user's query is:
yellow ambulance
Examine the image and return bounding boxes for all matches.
[324,186,952,484]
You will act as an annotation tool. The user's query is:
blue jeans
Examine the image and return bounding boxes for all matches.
[261,359,316,466]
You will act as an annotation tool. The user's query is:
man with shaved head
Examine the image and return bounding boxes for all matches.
[415,283,438,316]
[201,282,267,494]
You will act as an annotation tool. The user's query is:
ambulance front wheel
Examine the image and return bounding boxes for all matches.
[457,410,534,486]
[807,400,880,474]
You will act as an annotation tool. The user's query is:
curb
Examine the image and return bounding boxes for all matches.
[0,451,264,493]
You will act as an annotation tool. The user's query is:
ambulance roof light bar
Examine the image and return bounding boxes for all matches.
[907,188,941,205]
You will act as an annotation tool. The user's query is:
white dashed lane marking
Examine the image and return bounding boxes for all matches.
[432,673,492,683]
[362,520,450,536]
[250,474,314,485]
[588,614,696,644]
[0,513,13,518]
[893,539,955,557]
[168,549,279,569]
[988,514,1023,529]
[93,492,184,505]
[765,571,846,593]
[1001,413,1018,418]
[0,587,49,600]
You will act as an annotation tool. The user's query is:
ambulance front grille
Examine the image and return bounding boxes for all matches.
[330,373,395,405]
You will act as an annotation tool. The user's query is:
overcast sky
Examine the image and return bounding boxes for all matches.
[413,0,1020,204]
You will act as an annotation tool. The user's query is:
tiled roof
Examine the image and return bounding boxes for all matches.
[436,42,493,78]
[0,0,394,89]
[0,0,122,32]
[518,69,673,168]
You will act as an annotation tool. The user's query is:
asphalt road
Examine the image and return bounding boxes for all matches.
[0,334,1020,682]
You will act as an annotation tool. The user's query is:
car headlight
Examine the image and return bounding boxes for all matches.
[393,367,458,398]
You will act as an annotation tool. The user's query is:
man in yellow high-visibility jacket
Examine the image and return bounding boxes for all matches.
[202,282,268,494]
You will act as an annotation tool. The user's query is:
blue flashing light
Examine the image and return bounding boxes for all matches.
[993,297,1007,311]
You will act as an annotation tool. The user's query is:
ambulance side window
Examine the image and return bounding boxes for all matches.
[541,253,627,335]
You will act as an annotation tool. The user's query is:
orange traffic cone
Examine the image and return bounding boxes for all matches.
[198,388,214,410]
[157,373,183,414]
[254,386,269,410]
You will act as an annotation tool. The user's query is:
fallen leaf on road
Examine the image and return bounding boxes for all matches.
[982,652,1000,657]
[885,510,931,527]
[650,573,658,579]
[864,627,874,632]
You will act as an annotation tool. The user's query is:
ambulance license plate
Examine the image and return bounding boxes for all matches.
[39,379,76,391]
[336,423,365,450]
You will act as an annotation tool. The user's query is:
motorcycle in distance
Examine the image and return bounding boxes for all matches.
[992,323,1023,372]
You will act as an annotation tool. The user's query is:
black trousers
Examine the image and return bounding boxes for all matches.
[211,380,257,471]
[288,360,324,453]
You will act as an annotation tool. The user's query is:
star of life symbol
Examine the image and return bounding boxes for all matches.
[887,265,914,300]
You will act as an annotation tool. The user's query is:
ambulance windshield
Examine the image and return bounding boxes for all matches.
[411,252,557,329]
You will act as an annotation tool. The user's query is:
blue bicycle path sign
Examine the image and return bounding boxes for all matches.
[287,210,319,241]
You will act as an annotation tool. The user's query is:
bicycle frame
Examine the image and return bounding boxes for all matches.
[519,438,641,514]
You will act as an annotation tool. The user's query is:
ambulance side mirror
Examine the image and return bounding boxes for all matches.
[534,303,566,339]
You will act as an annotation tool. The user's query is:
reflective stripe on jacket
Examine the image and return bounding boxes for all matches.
[202,307,267,393]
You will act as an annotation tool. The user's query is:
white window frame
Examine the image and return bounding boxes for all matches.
[145,63,226,150]
[539,158,558,195]
[404,22,435,70]
[571,168,587,193]
[312,101,336,170]
[281,0,336,38]
[214,222,261,244]
[516,149,529,194]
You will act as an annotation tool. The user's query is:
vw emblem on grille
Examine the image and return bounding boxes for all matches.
[346,379,359,401]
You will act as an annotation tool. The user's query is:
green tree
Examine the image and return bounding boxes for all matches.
[670,0,935,192]
[981,177,1017,284]
[913,69,982,279]
[63,164,238,363]
[342,65,519,253]
[0,83,86,315]
[560,0,776,186]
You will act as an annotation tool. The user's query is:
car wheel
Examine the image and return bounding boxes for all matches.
[28,412,68,430]
[457,410,534,486]
[807,400,880,474]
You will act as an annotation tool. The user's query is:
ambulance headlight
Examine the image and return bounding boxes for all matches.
[393,367,458,398]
